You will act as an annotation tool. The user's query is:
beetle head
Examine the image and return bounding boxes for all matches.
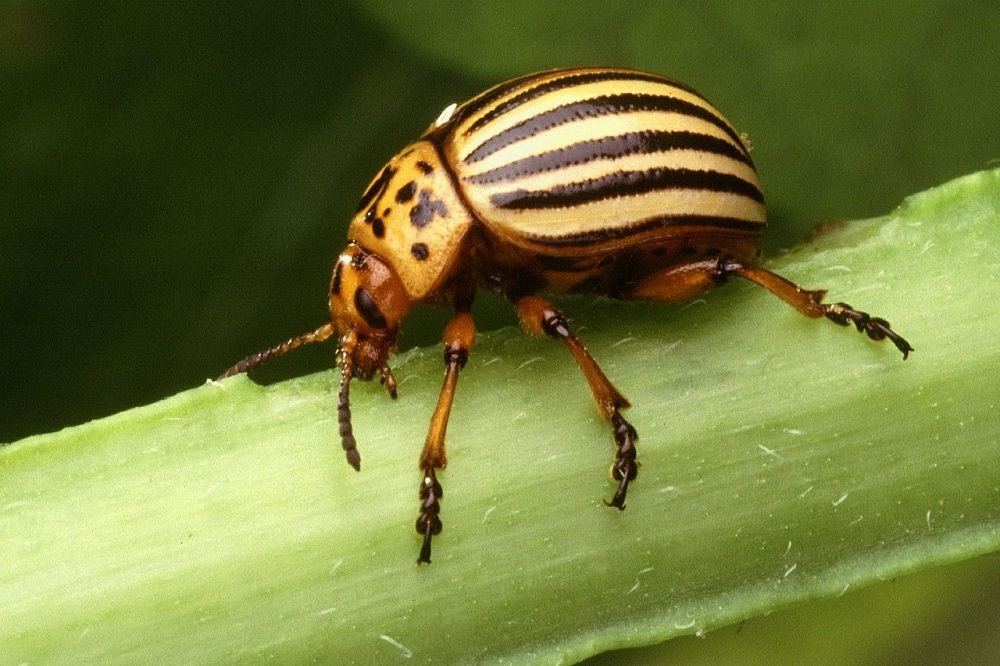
[329,242,412,389]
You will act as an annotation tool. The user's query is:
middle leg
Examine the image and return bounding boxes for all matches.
[515,295,638,510]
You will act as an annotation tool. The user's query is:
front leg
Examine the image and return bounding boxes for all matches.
[515,295,638,510]
[416,311,476,564]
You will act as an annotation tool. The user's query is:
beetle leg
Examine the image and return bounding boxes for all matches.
[515,295,638,510]
[623,259,912,359]
[620,258,724,304]
[416,311,476,564]
[727,263,913,359]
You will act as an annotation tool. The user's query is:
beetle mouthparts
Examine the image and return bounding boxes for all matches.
[380,364,398,399]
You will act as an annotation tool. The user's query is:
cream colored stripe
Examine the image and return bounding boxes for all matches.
[460,111,744,177]
[473,189,766,239]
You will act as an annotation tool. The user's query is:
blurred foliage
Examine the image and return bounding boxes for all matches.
[2,0,998,663]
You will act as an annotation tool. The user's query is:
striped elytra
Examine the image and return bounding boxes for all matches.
[445,69,765,255]
[222,67,913,564]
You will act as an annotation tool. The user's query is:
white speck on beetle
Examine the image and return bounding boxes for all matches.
[832,492,849,507]
[434,102,457,127]
[379,634,413,658]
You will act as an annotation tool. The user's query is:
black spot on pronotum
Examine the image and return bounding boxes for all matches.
[416,160,433,174]
[372,218,386,238]
[356,166,396,213]
[410,242,429,261]
[410,190,449,228]
[354,287,388,329]
[395,180,417,204]
[332,261,343,295]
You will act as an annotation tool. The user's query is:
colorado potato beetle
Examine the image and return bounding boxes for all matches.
[221,67,912,563]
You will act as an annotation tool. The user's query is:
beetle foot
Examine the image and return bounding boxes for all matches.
[416,468,443,564]
[605,411,639,510]
[823,302,913,360]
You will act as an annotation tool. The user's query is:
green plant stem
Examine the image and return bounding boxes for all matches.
[2,169,999,665]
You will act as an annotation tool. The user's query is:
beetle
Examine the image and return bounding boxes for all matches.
[221,67,912,564]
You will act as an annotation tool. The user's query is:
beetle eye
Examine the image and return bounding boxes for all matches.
[354,287,388,329]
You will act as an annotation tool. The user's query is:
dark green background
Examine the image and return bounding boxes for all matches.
[3,2,998,663]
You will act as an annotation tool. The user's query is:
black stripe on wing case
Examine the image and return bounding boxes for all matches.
[462,70,701,137]
[490,168,765,210]
[463,93,746,165]
[464,131,752,185]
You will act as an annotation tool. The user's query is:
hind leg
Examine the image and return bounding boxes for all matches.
[622,258,912,358]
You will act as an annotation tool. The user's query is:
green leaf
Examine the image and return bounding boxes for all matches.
[2,169,998,664]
